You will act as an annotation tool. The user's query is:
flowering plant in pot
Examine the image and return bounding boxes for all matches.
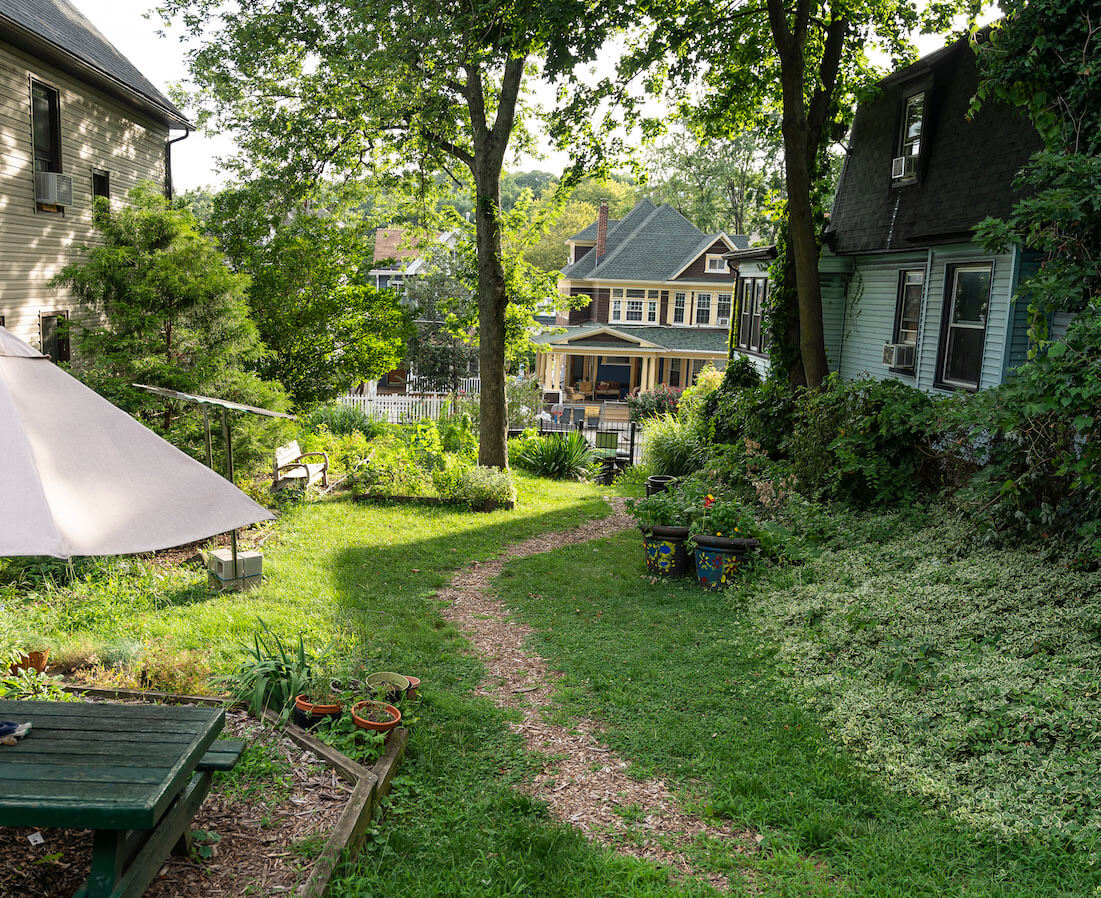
[626,488,692,576]
[688,494,761,590]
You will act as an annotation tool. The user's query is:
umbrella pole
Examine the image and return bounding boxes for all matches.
[202,405,213,469]
[221,408,239,587]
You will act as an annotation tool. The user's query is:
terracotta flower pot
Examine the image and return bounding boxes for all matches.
[292,694,343,731]
[365,671,410,703]
[10,650,49,675]
[402,675,421,700]
[351,700,401,736]
[640,525,691,577]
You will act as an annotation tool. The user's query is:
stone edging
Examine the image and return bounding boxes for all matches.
[61,684,407,898]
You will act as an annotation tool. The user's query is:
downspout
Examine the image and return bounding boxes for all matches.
[164,128,191,200]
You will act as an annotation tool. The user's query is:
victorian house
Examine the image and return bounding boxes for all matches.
[534,198,764,400]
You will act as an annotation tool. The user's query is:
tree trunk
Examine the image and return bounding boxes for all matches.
[473,168,509,468]
[777,66,829,388]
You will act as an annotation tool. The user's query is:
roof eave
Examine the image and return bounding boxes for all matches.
[0,14,192,129]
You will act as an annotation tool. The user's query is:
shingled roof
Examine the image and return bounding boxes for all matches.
[0,0,190,127]
[533,324,730,353]
[561,199,748,282]
[827,35,1039,255]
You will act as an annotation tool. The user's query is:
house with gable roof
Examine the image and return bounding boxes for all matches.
[0,0,191,360]
[533,198,766,400]
[727,32,1048,394]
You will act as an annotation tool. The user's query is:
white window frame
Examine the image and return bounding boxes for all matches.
[611,298,622,322]
[716,292,732,326]
[695,292,712,326]
[626,299,643,322]
[938,263,992,391]
[673,292,686,324]
[646,300,658,323]
[705,254,728,273]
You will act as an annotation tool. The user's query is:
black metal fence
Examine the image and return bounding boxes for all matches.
[538,415,640,466]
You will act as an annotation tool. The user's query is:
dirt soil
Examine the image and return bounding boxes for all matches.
[0,708,351,897]
[438,497,758,892]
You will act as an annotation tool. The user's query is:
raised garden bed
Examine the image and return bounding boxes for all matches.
[0,686,407,898]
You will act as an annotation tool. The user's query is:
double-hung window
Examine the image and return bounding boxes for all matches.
[668,357,681,387]
[625,288,645,322]
[937,263,992,391]
[735,278,768,353]
[32,81,61,174]
[695,293,711,326]
[610,288,623,322]
[894,91,924,182]
[890,269,924,371]
[716,293,732,326]
[673,292,686,324]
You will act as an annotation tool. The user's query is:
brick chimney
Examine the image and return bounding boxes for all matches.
[595,198,609,262]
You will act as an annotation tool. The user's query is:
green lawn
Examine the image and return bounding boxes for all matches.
[493,510,1101,897]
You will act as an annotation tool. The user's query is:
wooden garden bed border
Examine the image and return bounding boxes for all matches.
[351,494,516,511]
[60,684,408,898]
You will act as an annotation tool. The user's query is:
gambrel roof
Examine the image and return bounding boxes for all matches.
[0,0,190,127]
[562,200,748,282]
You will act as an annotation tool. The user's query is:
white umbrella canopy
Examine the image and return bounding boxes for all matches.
[0,326,273,558]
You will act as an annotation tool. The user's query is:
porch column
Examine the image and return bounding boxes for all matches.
[543,352,556,391]
[557,353,568,390]
[630,357,638,392]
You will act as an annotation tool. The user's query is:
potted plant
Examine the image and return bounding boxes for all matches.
[292,679,344,731]
[626,488,692,577]
[351,698,402,736]
[689,494,760,590]
[10,636,51,675]
[365,671,410,703]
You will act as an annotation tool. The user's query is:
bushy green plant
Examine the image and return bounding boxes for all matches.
[710,377,801,456]
[677,365,724,420]
[303,403,386,439]
[433,463,517,508]
[219,622,318,721]
[437,412,477,456]
[0,667,80,702]
[511,431,594,480]
[624,486,691,529]
[627,384,681,422]
[640,413,704,478]
[350,431,434,497]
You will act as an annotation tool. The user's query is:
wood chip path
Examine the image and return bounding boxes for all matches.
[438,499,757,892]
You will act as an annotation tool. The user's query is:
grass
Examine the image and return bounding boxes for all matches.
[492,510,1101,896]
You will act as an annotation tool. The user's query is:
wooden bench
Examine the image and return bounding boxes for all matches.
[273,440,329,491]
[0,700,243,898]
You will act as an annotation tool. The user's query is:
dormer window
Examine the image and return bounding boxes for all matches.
[893,91,924,182]
[705,254,728,273]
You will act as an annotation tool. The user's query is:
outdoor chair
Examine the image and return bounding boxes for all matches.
[584,405,601,427]
[577,380,594,399]
[272,440,329,491]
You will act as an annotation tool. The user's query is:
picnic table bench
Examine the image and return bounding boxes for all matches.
[0,699,243,898]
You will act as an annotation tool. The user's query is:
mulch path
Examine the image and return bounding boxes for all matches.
[0,708,351,898]
[438,498,758,892]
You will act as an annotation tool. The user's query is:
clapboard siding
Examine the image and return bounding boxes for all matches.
[837,250,927,383]
[821,272,846,373]
[1004,248,1038,376]
[0,40,168,351]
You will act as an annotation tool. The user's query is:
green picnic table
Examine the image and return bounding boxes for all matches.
[0,699,244,898]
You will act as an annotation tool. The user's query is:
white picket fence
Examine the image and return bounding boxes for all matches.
[405,374,481,394]
[341,392,458,423]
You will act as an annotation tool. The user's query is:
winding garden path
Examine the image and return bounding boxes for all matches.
[437,498,756,892]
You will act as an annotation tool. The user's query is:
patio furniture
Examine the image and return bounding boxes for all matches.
[577,380,594,399]
[0,699,242,898]
[273,440,329,491]
[565,384,585,401]
[595,381,621,399]
[583,405,602,427]
[594,430,619,458]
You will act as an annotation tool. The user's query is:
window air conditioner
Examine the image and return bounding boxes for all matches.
[891,155,916,181]
[35,171,73,206]
[882,342,915,368]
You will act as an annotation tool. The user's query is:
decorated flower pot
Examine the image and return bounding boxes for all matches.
[641,525,691,577]
[691,535,760,590]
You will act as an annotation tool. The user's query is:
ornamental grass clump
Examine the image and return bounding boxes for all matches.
[510,431,594,480]
[640,413,704,478]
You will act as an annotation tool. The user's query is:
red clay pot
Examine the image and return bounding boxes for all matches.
[351,700,401,735]
[294,694,343,716]
[403,676,421,700]
[10,650,49,675]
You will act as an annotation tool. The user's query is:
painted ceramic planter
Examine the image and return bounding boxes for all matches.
[641,525,690,577]
[691,535,760,590]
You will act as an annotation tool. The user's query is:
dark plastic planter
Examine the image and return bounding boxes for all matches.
[645,475,676,497]
[292,694,343,731]
[690,535,760,590]
[640,525,691,577]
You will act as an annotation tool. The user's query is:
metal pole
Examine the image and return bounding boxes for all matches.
[201,404,213,469]
[221,408,238,587]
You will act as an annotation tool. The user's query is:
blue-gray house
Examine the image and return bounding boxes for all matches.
[731,34,1050,393]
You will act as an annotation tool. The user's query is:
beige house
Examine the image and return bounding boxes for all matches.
[534,198,749,401]
[0,0,190,359]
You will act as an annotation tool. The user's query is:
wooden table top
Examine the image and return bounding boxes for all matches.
[0,699,224,830]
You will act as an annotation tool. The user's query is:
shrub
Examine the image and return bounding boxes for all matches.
[710,378,801,455]
[433,463,516,508]
[625,486,692,529]
[507,377,545,428]
[511,431,594,480]
[303,403,386,439]
[437,412,477,456]
[627,384,681,422]
[641,413,704,478]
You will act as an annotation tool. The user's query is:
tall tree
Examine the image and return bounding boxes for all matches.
[162,0,623,467]
[644,128,785,240]
[615,0,984,386]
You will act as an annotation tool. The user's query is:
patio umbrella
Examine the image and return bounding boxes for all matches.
[0,326,273,558]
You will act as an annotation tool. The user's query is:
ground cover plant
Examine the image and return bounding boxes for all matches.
[495,513,1101,896]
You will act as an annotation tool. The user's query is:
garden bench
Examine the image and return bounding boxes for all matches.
[0,699,241,898]
[273,440,329,491]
